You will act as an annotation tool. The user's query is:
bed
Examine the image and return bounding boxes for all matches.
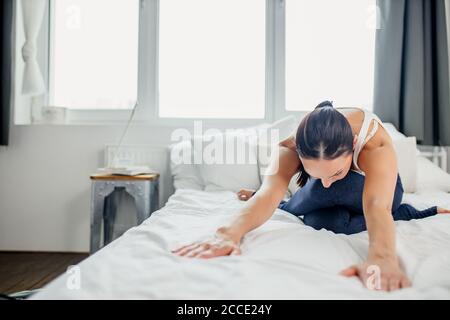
[32,121,450,299]
[32,168,450,299]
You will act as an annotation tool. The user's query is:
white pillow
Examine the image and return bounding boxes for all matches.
[392,136,418,193]
[169,140,204,190]
[416,155,450,193]
[383,122,450,193]
[191,116,298,193]
[383,122,420,155]
[256,116,298,196]
[257,116,298,178]
[192,130,261,193]
[383,122,407,140]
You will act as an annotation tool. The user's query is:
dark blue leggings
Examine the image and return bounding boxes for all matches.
[278,171,437,235]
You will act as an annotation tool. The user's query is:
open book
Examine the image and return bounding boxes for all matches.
[97,166,156,176]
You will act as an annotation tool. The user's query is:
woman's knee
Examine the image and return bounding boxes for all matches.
[303,213,326,231]
[307,178,332,199]
[303,207,350,233]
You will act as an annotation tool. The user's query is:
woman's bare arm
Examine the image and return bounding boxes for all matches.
[340,143,411,290]
[361,145,398,261]
[173,139,300,258]
[218,145,300,243]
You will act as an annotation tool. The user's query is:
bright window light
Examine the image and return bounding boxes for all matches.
[285,0,376,111]
[51,0,139,110]
[158,0,265,119]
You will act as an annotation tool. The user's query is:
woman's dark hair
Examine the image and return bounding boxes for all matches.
[295,100,354,187]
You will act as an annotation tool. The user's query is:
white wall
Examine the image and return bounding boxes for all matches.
[0,123,178,252]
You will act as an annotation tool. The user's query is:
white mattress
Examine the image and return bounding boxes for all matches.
[32,187,450,299]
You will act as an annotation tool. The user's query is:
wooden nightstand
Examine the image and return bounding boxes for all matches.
[89,173,160,253]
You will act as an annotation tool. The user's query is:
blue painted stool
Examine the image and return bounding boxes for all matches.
[89,173,159,253]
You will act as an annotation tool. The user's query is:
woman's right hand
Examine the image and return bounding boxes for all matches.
[171,231,241,259]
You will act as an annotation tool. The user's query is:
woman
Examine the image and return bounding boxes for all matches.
[173,101,450,291]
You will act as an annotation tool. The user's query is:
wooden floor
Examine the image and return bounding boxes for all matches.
[0,252,88,295]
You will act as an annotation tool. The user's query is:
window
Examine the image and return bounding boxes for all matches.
[158,0,266,119]
[15,0,378,124]
[50,0,139,110]
[285,0,376,111]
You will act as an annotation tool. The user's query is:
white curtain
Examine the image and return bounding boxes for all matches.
[21,0,46,96]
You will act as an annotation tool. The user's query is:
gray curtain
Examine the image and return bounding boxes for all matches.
[374,0,450,146]
[1,0,13,146]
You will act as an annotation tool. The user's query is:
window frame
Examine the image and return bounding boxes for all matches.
[46,0,151,124]
[16,0,374,126]
[42,0,277,126]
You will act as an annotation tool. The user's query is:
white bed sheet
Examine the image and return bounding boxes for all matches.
[33,188,450,299]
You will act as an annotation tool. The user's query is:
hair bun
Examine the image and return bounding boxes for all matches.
[315,100,334,110]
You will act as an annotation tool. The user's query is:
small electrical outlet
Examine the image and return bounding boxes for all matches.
[42,106,67,124]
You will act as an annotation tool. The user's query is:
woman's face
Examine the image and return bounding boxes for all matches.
[300,135,357,188]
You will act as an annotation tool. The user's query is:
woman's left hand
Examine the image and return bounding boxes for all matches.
[237,189,255,201]
[340,257,411,291]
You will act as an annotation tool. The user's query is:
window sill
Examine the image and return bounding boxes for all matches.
[15,106,303,128]
[15,114,274,128]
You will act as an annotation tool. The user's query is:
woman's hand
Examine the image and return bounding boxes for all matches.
[171,230,241,259]
[237,189,256,201]
[340,257,411,291]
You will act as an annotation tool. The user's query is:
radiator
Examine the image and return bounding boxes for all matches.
[417,145,448,172]
[104,144,173,206]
